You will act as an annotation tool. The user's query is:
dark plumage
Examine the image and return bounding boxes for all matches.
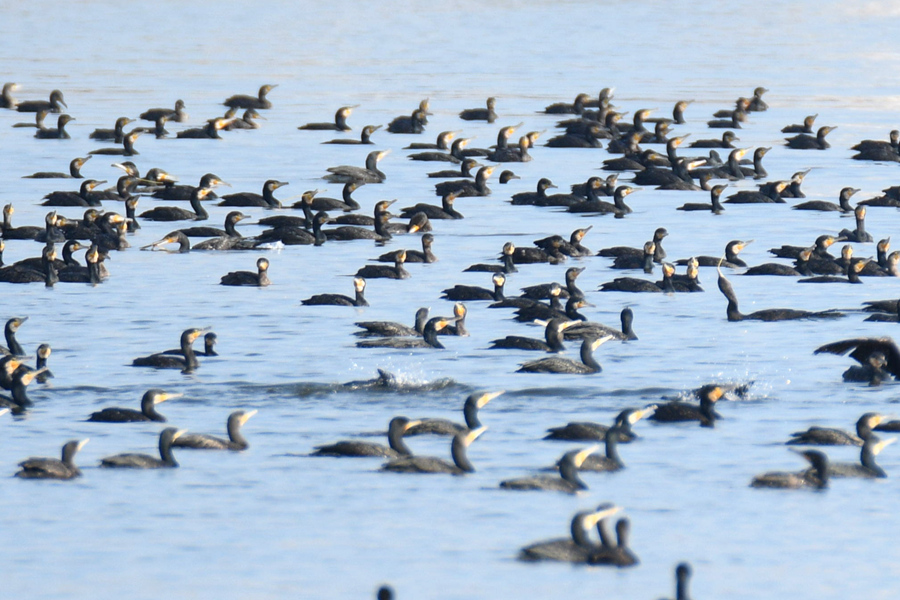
[88,389,180,422]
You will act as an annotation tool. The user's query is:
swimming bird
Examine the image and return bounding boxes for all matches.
[814,337,900,380]
[354,307,430,338]
[173,410,257,450]
[786,126,836,149]
[323,124,381,145]
[442,273,506,302]
[15,439,88,479]
[311,416,421,457]
[132,327,209,373]
[100,428,187,469]
[787,412,885,446]
[301,277,368,306]
[355,317,453,349]
[220,257,270,287]
[649,384,724,427]
[218,180,287,208]
[356,251,409,280]
[407,391,503,436]
[459,97,497,123]
[380,426,487,474]
[140,99,187,123]
[782,114,818,134]
[519,505,622,563]
[517,336,612,374]
[717,268,843,321]
[544,406,654,443]
[298,105,356,131]
[324,150,389,183]
[828,436,895,478]
[224,84,276,109]
[750,449,829,490]
[17,89,66,113]
[88,389,181,422]
[34,114,74,139]
[500,446,599,493]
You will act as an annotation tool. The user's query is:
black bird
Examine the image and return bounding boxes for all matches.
[354,308,429,338]
[459,97,497,123]
[718,269,843,321]
[298,105,356,131]
[132,327,209,373]
[649,385,725,428]
[387,100,430,133]
[500,446,599,493]
[0,316,28,356]
[302,277,368,306]
[22,155,91,179]
[355,317,453,349]
[750,449,829,489]
[0,82,19,109]
[322,124,381,145]
[0,367,46,411]
[311,416,420,457]
[89,129,142,155]
[689,130,738,148]
[89,116,135,142]
[407,391,503,436]
[17,89,66,113]
[34,114,74,139]
[140,99,187,123]
[544,406,653,443]
[564,307,639,342]
[517,336,612,374]
[434,166,494,198]
[828,436,895,478]
[218,180,288,208]
[782,114,818,133]
[175,118,231,139]
[815,337,900,380]
[100,428,187,469]
[324,150,389,184]
[793,187,858,212]
[173,410,257,450]
[140,186,216,221]
[88,389,181,422]
[224,84,276,109]
[15,439,89,480]
[490,318,575,352]
[442,273,505,301]
[787,412,886,446]
[380,427,487,475]
[221,257,271,287]
[519,505,622,563]
[786,126,836,149]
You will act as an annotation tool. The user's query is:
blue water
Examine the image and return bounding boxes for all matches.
[3,1,900,599]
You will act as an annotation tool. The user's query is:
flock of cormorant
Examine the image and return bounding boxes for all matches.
[5,79,900,598]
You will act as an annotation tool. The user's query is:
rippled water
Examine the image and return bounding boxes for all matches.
[4,1,900,599]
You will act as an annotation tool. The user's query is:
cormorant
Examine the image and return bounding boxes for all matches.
[500,446,599,493]
[517,336,612,374]
[301,277,368,306]
[16,89,66,113]
[15,439,88,480]
[173,410,257,450]
[786,412,885,446]
[218,180,288,208]
[782,114,818,133]
[815,337,900,380]
[750,449,828,489]
[381,427,487,474]
[224,84,276,109]
[132,327,209,373]
[311,416,420,457]
[88,389,180,423]
[649,384,724,427]
[100,428,187,468]
[407,391,503,436]
[34,114,74,139]
[354,307,429,338]
[324,150,389,183]
[355,317,453,349]
[140,99,187,122]
[298,106,356,131]
[518,505,622,563]
[786,126,836,149]
[544,406,653,442]
[717,269,843,321]
[459,97,497,122]
[221,257,271,286]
